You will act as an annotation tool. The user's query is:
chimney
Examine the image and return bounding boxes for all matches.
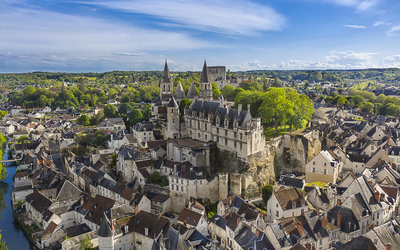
[337,210,342,227]
[247,104,251,114]
[238,104,242,114]
[135,205,138,215]
[237,218,241,226]
[184,219,187,227]
[312,244,316,250]
[322,216,328,229]
[305,243,312,250]
[387,136,390,144]
[337,199,341,206]
[370,224,375,230]
[300,191,305,199]
[158,212,161,218]
[183,164,186,171]
[386,243,392,250]
[255,229,261,236]
[381,193,385,200]
[174,164,177,175]
[395,206,398,216]
[80,197,84,206]
[296,222,303,237]
[110,217,113,230]
[374,191,381,202]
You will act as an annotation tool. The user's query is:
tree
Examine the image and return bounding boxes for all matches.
[76,115,90,125]
[359,102,374,113]
[261,185,273,204]
[272,75,280,87]
[121,95,130,103]
[118,103,133,115]
[17,136,30,144]
[222,85,235,98]
[0,133,7,182]
[212,82,221,99]
[79,236,93,250]
[337,97,346,107]
[259,88,293,134]
[104,104,116,118]
[129,109,144,126]
[179,98,192,115]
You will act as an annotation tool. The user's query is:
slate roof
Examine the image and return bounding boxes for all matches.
[118,146,141,160]
[99,213,113,237]
[128,210,170,239]
[85,195,116,226]
[200,61,210,83]
[15,142,41,151]
[186,81,198,98]
[235,226,275,250]
[226,212,242,231]
[167,97,178,108]
[209,214,227,229]
[161,60,171,83]
[281,177,305,189]
[132,121,153,132]
[174,81,186,98]
[337,236,377,250]
[26,190,52,215]
[66,223,92,238]
[327,206,360,234]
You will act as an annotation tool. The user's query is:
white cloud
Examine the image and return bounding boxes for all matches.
[324,0,381,12]
[373,21,390,26]
[386,25,400,36]
[83,0,286,35]
[0,5,215,72]
[379,55,400,67]
[344,25,366,28]
[229,51,383,70]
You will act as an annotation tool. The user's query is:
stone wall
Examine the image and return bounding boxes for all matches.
[144,183,170,196]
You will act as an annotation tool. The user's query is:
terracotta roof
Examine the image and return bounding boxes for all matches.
[42,221,57,238]
[275,188,307,210]
[177,207,202,227]
[120,188,135,200]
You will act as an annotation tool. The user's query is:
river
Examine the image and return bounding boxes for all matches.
[0,143,35,250]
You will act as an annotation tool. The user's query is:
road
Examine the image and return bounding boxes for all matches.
[48,141,65,174]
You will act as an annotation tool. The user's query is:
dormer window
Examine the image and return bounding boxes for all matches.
[145,228,149,236]
[292,203,296,209]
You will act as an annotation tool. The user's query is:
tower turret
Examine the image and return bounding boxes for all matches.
[98,213,114,250]
[167,97,180,139]
[160,60,173,100]
[199,61,213,100]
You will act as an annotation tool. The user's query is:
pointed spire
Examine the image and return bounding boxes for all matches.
[162,60,171,83]
[99,213,112,237]
[200,60,210,83]
[167,97,178,108]
[174,81,186,98]
[219,92,224,100]
[187,81,198,98]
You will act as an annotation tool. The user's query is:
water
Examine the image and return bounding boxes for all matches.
[0,144,35,250]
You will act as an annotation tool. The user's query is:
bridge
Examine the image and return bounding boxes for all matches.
[1,159,17,164]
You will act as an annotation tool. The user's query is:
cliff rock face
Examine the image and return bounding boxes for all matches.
[275,130,321,176]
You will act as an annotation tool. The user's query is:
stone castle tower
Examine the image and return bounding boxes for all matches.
[199,60,213,101]
[166,97,180,139]
[98,213,114,250]
[160,60,173,100]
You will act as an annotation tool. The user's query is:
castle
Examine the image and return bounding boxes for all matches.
[151,60,265,161]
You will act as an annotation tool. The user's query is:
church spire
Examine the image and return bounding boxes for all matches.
[162,60,171,83]
[200,60,210,83]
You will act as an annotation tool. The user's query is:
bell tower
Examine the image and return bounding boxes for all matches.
[160,60,173,100]
[199,60,213,101]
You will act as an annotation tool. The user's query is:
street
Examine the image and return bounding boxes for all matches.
[48,141,65,174]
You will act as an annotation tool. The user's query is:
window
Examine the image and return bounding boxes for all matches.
[276,203,278,207]
[181,179,183,184]
[181,186,183,192]
[313,161,316,165]
[240,143,242,150]
[225,139,228,146]
[324,169,328,174]
[198,122,200,129]
[225,130,228,136]
[312,167,317,173]
[276,211,279,217]
[172,184,174,189]
[234,141,237,148]
[240,133,242,140]
[176,185,179,191]
[205,124,207,130]
[172,109,173,113]
[200,180,203,184]
[205,135,207,140]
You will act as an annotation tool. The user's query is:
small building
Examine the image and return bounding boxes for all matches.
[266,187,308,222]
[305,150,343,184]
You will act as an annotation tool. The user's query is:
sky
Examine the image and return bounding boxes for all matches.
[1,0,400,73]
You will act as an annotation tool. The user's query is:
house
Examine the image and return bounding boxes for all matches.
[147,140,167,160]
[167,138,210,167]
[327,206,362,243]
[97,117,125,131]
[177,208,208,235]
[107,130,137,150]
[217,195,245,216]
[132,121,154,143]
[305,150,343,184]
[0,124,15,135]
[208,214,228,248]
[266,187,308,222]
[364,220,400,250]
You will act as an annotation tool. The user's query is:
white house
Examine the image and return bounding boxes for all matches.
[305,150,343,184]
[266,187,308,222]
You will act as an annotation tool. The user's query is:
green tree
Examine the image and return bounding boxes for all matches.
[17,136,30,144]
[79,236,93,250]
[261,185,273,204]
[118,103,133,115]
[337,97,346,107]
[76,115,90,125]
[104,104,116,118]
[359,102,374,113]
[212,82,221,99]
[179,98,192,115]
[272,75,280,87]
[222,85,235,98]
[129,109,144,126]
[121,95,130,103]
[0,133,8,182]
[259,88,293,134]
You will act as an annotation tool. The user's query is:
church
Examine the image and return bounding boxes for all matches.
[150,60,265,160]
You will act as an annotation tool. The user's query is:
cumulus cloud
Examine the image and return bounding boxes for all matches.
[344,25,366,28]
[83,0,286,35]
[373,21,390,26]
[379,55,400,67]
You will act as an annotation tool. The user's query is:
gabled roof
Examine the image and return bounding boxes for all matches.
[327,206,360,234]
[174,81,186,98]
[177,208,202,227]
[274,188,306,210]
[84,195,116,226]
[25,190,52,215]
[127,210,170,239]
[337,236,377,250]
[167,97,178,108]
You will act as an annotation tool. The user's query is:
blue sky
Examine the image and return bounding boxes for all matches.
[1,0,400,73]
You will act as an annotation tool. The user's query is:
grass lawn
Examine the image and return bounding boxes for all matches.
[306,182,327,188]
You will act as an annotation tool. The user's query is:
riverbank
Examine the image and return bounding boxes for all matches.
[0,143,36,250]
